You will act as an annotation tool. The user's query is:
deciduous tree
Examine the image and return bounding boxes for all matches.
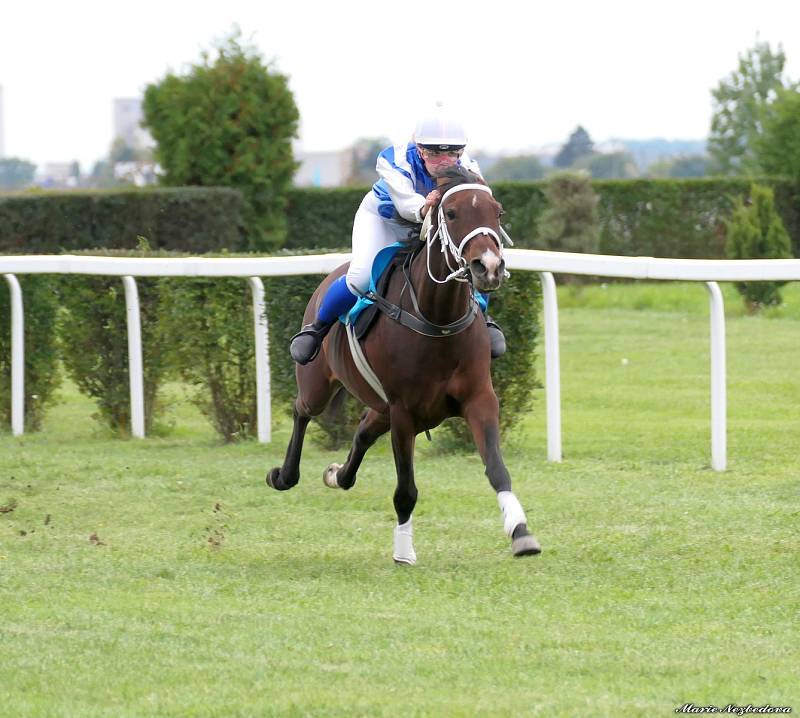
[755,87,800,183]
[708,41,788,175]
[554,126,594,169]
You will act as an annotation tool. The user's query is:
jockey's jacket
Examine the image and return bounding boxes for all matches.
[372,142,482,224]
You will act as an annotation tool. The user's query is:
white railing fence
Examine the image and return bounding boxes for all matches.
[4,250,800,471]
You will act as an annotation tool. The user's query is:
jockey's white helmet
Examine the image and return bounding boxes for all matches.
[414,105,467,150]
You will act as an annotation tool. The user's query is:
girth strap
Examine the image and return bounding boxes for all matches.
[363,290,478,338]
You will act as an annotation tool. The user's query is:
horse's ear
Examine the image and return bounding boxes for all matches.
[435,175,451,188]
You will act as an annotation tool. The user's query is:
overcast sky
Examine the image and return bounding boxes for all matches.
[2,0,799,170]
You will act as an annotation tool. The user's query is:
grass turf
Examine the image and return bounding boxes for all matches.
[1,282,799,716]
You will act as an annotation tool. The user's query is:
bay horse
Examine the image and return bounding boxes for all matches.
[266,167,541,563]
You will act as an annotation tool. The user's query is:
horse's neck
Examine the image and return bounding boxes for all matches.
[409,236,471,325]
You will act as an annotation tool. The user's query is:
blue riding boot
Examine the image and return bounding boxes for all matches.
[477,292,506,359]
[290,275,358,365]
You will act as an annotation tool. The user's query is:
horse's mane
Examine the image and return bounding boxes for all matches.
[434,165,486,196]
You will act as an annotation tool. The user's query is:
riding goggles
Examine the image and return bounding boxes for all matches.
[419,144,465,158]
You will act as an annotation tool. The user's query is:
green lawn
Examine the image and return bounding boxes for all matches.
[1,283,799,717]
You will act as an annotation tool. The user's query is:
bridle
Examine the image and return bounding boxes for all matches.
[359,181,515,340]
[424,183,514,284]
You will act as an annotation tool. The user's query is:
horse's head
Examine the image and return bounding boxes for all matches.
[433,167,507,292]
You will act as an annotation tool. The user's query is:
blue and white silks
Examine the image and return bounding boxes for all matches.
[317,142,488,327]
[372,142,481,223]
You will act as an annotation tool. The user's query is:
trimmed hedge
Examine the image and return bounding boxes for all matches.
[0,275,61,430]
[592,179,800,259]
[59,270,168,435]
[283,179,800,258]
[5,179,797,258]
[160,277,260,442]
[0,187,246,254]
[284,187,364,251]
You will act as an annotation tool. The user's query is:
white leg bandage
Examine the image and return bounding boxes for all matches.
[497,491,527,536]
[393,517,417,565]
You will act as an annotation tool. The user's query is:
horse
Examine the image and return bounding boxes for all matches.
[266,166,541,563]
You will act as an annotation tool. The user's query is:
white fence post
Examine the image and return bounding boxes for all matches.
[248,277,271,443]
[122,276,145,439]
[705,282,727,471]
[538,272,562,462]
[3,274,24,436]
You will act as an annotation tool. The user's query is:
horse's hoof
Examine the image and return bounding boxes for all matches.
[266,467,281,490]
[393,557,416,566]
[512,534,542,557]
[323,463,343,489]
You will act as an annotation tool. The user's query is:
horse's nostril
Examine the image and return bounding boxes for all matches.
[470,259,487,276]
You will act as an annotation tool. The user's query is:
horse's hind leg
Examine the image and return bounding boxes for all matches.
[462,389,541,557]
[324,408,390,490]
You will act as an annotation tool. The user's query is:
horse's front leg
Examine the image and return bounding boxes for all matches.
[389,406,418,565]
[324,408,390,490]
[462,389,541,557]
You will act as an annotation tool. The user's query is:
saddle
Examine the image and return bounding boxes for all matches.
[351,244,418,340]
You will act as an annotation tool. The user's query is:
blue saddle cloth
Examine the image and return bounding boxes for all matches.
[342,242,489,327]
[343,243,404,325]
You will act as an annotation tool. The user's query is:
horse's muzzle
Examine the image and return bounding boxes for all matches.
[470,256,505,292]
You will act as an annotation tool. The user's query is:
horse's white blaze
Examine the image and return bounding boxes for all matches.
[472,193,478,208]
[393,517,417,565]
[497,491,527,536]
[481,248,501,278]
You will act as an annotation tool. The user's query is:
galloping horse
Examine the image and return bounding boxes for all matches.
[266,167,540,563]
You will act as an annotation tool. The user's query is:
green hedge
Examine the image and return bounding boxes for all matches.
[59,269,169,435]
[5,179,796,258]
[284,187,364,251]
[0,275,61,430]
[283,179,800,258]
[592,179,800,258]
[0,187,247,254]
[160,277,260,442]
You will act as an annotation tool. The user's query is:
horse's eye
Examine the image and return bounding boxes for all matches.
[446,209,457,220]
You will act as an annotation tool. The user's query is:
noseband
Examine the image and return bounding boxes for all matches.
[424,183,514,284]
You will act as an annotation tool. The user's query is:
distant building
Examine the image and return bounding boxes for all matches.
[0,85,5,158]
[40,162,77,188]
[113,160,158,187]
[110,98,156,186]
[294,149,352,187]
[112,98,153,151]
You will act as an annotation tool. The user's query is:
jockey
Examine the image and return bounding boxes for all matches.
[290,106,507,365]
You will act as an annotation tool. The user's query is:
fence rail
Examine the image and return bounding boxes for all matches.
[4,250,800,470]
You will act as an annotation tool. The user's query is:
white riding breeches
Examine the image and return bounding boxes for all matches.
[347,193,420,294]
